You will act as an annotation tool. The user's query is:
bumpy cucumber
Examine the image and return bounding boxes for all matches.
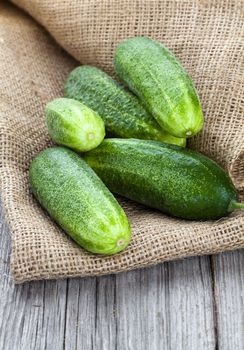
[114,37,204,138]
[84,139,243,220]
[29,147,131,254]
[45,98,105,152]
[64,65,186,147]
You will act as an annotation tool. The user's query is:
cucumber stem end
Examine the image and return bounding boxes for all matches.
[228,200,244,212]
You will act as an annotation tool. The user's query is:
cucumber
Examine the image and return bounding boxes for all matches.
[29,147,131,254]
[45,98,105,152]
[64,65,186,147]
[114,37,204,138]
[84,139,244,220]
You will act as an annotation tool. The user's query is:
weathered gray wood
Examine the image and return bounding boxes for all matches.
[64,277,97,350]
[0,206,68,350]
[64,258,216,350]
[212,251,244,350]
[94,275,117,350]
[0,200,243,350]
[115,259,216,350]
[167,258,216,349]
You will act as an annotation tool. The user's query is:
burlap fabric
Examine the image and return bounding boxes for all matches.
[0,1,243,283]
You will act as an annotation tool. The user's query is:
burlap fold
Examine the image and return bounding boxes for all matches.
[0,1,243,283]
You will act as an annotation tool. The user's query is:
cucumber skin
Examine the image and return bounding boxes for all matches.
[29,147,131,255]
[45,98,105,152]
[64,65,186,147]
[114,37,203,138]
[83,139,238,220]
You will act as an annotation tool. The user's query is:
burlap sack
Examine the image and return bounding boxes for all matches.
[0,1,243,283]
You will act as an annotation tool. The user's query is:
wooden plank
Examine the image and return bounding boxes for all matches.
[64,275,117,350]
[64,277,97,350]
[0,205,68,350]
[167,257,216,349]
[93,275,117,350]
[115,266,169,350]
[212,251,244,350]
[115,258,216,350]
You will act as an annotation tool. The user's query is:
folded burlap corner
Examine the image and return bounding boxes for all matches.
[0,1,243,283]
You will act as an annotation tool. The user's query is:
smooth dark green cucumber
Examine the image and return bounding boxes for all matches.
[45,98,105,152]
[29,147,131,254]
[64,65,186,147]
[114,37,204,138]
[84,139,243,220]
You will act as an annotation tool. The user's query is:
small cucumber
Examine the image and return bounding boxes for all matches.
[29,147,131,254]
[114,37,204,138]
[64,66,186,147]
[84,139,243,220]
[45,98,105,152]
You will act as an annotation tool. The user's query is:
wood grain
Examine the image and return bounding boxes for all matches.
[114,260,216,350]
[0,201,243,350]
[212,251,244,349]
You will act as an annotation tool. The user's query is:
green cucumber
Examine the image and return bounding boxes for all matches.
[45,98,105,152]
[64,65,186,147]
[84,139,243,220]
[114,37,204,138]
[29,147,131,254]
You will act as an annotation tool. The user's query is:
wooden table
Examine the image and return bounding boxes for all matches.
[0,202,243,350]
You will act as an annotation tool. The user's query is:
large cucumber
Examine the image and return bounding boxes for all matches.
[114,37,204,138]
[29,147,131,254]
[64,65,186,147]
[45,98,105,152]
[84,139,243,220]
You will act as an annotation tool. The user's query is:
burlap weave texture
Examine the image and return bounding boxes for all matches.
[0,0,243,282]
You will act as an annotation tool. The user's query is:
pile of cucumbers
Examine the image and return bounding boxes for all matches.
[29,37,243,255]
